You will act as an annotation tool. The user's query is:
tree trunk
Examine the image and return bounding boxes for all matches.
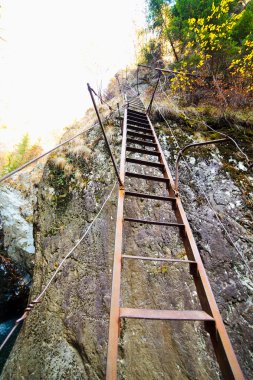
[168,33,179,62]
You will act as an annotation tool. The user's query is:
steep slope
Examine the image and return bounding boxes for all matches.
[1,80,252,379]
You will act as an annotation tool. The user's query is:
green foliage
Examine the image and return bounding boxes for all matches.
[144,0,253,101]
[185,0,243,74]
[147,0,170,24]
[230,38,253,91]
[138,38,163,65]
[0,133,43,176]
[232,0,253,43]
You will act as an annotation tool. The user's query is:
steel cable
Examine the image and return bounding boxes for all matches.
[158,76,252,167]
[124,76,253,275]
[153,98,253,276]
[0,102,124,184]
[0,180,117,352]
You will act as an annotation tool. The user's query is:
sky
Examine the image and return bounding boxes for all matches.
[0,0,146,149]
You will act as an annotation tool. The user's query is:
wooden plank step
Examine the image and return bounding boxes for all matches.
[125,172,169,182]
[127,138,157,148]
[127,131,154,141]
[125,191,176,201]
[122,255,196,264]
[124,217,184,227]
[126,147,160,156]
[120,308,214,321]
[126,158,164,169]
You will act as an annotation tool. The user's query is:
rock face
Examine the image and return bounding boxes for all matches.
[0,186,35,321]
[0,186,35,273]
[0,255,30,321]
[1,111,252,379]
[0,185,35,374]
[0,185,35,320]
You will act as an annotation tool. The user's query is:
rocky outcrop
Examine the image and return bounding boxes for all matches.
[0,186,36,273]
[0,185,35,373]
[1,106,252,379]
[0,185,35,321]
[0,255,30,321]
[156,119,253,379]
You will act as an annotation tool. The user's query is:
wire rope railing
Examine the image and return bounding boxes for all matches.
[0,64,249,380]
[124,75,252,276]
[0,79,124,351]
[152,97,253,277]
[0,180,117,352]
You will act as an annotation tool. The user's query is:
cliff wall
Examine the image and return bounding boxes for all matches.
[1,91,252,379]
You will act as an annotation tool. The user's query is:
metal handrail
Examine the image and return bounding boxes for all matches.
[147,71,161,115]
[174,138,228,194]
[87,83,123,187]
[0,129,95,184]
[137,63,198,80]
[136,64,198,112]
[136,63,197,117]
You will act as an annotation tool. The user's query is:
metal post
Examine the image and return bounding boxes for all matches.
[87,83,123,187]
[147,72,161,115]
[117,103,123,135]
[174,138,228,194]
[117,103,121,119]
[137,65,139,95]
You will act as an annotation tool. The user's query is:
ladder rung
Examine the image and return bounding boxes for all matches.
[126,158,164,169]
[126,147,160,156]
[128,101,144,106]
[128,111,146,117]
[127,122,151,129]
[122,255,196,264]
[124,217,184,227]
[128,114,148,122]
[127,125,152,133]
[129,106,146,112]
[120,308,214,321]
[128,105,144,109]
[125,191,176,201]
[127,131,154,141]
[128,98,142,102]
[125,172,169,182]
[128,108,147,115]
[128,119,150,127]
[128,111,146,119]
[127,138,157,147]
[127,131,152,139]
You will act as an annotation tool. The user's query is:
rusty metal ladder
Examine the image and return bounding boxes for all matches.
[106,93,244,380]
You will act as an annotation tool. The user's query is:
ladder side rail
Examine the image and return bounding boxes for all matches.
[106,107,128,380]
[146,114,244,380]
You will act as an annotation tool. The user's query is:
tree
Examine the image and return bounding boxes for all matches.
[144,0,253,101]
[186,0,243,75]
[0,134,43,176]
[146,0,179,61]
